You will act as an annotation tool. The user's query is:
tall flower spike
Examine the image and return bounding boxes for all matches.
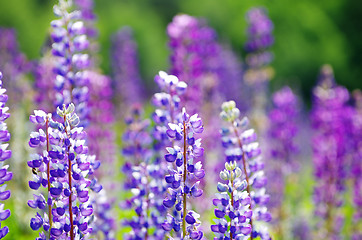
[311,65,351,239]
[267,86,300,233]
[211,161,252,239]
[121,106,167,239]
[111,27,145,111]
[0,72,12,239]
[87,71,115,180]
[220,100,271,240]
[28,104,95,239]
[162,107,205,239]
[351,90,362,240]
[243,7,274,134]
[51,0,90,125]
[244,7,274,86]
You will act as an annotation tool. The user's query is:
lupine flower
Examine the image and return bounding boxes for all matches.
[28,104,96,239]
[311,65,352,239]
[220,100,271,239]
[244,7,274,86]
[87,71,115,179]
[51,0,90,125]
[167,14,220,114]
[351,90,362,240]
[89,189,116,240]
[0,72,12,239]
[121,106,167,239]
[267,86,300,213]
[162,107,205,239]
[211,161,252,239]
[243,7,274,134]
[152,71,187,151]
[111,27,145,110]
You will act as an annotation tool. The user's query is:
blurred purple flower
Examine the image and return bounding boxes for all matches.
[311,65,352,239]
[111,27,145,110]
[167,14,220,114]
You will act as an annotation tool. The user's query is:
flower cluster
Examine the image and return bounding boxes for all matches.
[28,104,95,239]
[244,7,274,86]
[162,108,205,239]
[267,86,299,211]
[121,106,167,239]
[311,65,352,239]
[51,0,90,125]
[87,71,115,179]
[152,71,187,152]
[220,100,271,239]
[122,106,153,190]
[0,72,12,239]
[351,90,362,240]
[167,14,220,114]
[211,162,252,239]
[111,27,145,110]
[89,189,116,240]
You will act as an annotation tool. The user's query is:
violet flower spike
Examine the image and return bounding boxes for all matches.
[122,107,167,239]
[267,86,300,218]
[28,104,95,239]
[111,27,145,110]
[162,107,204,239]
[211,161,252,240]
[351,90,362,240]
[311,65,351,239]
[0,72,12,239]
[220,100,271,240]
[51,0,90,125]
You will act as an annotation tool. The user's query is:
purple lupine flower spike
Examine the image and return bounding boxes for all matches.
[351,90,362,240]
[311,65,351,239]
[162,107,205,239]
[244,7,274,133]
[87,71,115,180]
[122,106,167,239]
[267,87,300,219]
[28,104,95,239]
[220,101,271,240]
[211,161,252,239]
[0,72,12,239]
[51,0,90,125]
[111,27,145,110]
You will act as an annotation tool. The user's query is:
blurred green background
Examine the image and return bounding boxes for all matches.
[0,0,361,99]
